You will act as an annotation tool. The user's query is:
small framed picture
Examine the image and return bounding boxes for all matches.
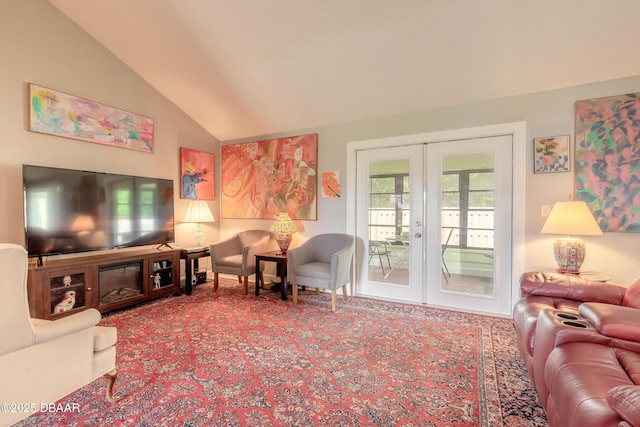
[321,171,341,198]
[533,135,570,174]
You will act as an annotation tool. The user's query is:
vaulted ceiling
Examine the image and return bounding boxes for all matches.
[48,0,640,141]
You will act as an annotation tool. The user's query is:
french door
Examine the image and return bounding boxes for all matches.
[354,135,513,316]
[355,145,424,302]
[425,135,512,315]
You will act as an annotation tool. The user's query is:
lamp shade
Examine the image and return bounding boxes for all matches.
[540,201,602,274]
[270,213,297,234]
[183,200,215,224]
[183,201,214,246]
[540,201,602,236]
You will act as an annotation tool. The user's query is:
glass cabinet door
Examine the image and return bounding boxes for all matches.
[49,270,86,316]
[150,257,174,291]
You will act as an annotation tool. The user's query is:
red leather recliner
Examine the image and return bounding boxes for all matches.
[513,272,640,427]
[513,272,627,380]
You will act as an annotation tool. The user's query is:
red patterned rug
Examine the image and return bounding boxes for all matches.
[17,279,546,426]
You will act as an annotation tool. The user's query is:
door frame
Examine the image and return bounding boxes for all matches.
[346,121,526,315]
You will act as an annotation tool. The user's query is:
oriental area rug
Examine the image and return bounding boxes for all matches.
[17,279,546,426]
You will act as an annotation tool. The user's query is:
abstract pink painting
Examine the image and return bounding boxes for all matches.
[29,84,154,153]
[221,134,317,219]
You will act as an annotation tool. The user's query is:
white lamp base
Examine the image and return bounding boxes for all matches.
[193,223,205,247]
[553,236,586,274]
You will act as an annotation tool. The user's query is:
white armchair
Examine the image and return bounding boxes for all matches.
[288,234,355,312]
[0,244,119,426]
[209,230,274,294]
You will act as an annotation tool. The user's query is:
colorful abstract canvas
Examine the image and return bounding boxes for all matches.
[533,135,570,173]
[180,148,215,200]
[575,92,640,232]
[29,84,154,153]
[221,134,317,219]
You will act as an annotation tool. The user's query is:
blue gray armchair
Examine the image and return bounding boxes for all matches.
[287,234,355,312]
[209,230,273,294]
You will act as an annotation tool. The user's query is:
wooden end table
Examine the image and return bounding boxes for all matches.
[180,247,210,295]
[255,251,288,301]
[572,271,612,283]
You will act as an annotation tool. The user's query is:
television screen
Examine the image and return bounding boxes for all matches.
[23,164,175,258]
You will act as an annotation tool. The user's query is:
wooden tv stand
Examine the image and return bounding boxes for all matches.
[27,247,180,320]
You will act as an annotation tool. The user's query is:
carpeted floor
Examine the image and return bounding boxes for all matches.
[17,278,547,426]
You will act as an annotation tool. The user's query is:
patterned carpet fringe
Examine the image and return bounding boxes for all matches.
[17,279,547,426]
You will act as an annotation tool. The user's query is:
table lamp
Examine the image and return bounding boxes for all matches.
[183,200,215,246]
[540,200,602,274]
[270,213,297,253]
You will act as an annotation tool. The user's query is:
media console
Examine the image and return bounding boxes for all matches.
[27,247,180,319]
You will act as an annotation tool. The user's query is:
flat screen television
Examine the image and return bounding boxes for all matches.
[23,164,175,261]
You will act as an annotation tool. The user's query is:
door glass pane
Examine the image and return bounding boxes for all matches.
[441,153,495,295]
[368,159,410,285]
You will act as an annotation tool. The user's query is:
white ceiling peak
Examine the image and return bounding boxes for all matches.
[48,0,640,141]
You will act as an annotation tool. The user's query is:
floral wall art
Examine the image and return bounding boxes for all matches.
[29,84,154,153]
[575,92,640,232]
[533,135,570,173]
[221,134,318,219]
[321,171,341,198]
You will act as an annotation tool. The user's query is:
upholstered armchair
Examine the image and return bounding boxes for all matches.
[0,243,119,427]
[209,230,274,294]
[287,233,355,312]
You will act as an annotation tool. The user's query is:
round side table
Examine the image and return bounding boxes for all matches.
[574,271,611,283]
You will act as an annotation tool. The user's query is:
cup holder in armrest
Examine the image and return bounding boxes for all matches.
[562,321,588,328]
[555,312,580,321]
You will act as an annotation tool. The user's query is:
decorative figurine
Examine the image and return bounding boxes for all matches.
[53,290,76,314]
[62,275,72,286]
[153,273,161,289]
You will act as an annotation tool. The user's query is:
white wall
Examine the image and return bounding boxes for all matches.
[2,1,638,287]
[0,1,221,256]
[225,78,640,286]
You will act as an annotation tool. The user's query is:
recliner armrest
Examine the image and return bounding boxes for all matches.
[607,385,640,427]
[520,272,625,304]
[33,308,101,345]
[580,302,640,343]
